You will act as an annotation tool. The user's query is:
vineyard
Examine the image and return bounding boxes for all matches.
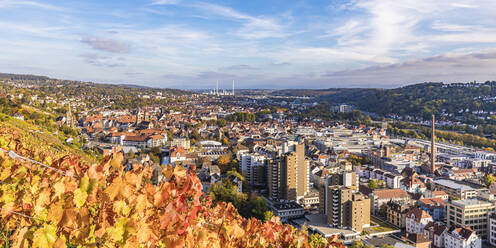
[0,126,343,248]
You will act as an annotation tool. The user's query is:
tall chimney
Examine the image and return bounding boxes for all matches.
[431,114,436,173]
[232,80,235,96]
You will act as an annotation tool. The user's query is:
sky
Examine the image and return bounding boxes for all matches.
[1,0,496,89]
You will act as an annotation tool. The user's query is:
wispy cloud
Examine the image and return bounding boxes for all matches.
[151,0,180,5]
[81,37,130,53]
[322,50,496,87]
[80,53,125,68]
[0,0,63,11]
[222,64,257,71]
[189,2,292,39]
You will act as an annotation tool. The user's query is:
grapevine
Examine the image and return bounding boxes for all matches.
[0,127,343,247]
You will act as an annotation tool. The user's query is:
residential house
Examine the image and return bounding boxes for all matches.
[369,188,411,214]
[423,222,446,248]
[444,226,481,248]
[406,208,433,234]
[419,198,446,222]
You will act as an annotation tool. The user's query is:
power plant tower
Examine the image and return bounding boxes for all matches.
[216,80,219,95]
[232,80,235,96]
[430,114,436,173]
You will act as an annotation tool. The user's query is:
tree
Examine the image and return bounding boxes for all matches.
[166,130,173,141]
[351,240,364,248]
[222,137,229,145]
[369,179,378,190]
[217,154,231,173]
[216,119,226,127]
[264,211,274,222]
[485,174,496,187]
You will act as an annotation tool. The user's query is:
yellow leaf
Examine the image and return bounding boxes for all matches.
[53,181,65,199]
[32,224,57,248]
[114,200,131,217]
[110,152,124,169]
[73,188,88,208]
[106,217,128,242]
[79,176,90,193]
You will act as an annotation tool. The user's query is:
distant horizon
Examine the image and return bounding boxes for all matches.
[1,0,496,89]
[2,71,493,91]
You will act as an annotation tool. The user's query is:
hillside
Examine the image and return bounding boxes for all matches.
[0,72,191,110]
[273,81,496,121]
[0,120,342,247]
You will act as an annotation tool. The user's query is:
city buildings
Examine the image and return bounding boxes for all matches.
[369,188,410,214]
[488,213,496,246]
[279,143,309,201]
[419,198,446,222]
[444,225,481,248]
[405,208,433,234]
[386,201,410,228]
[320,185,370,231]
[447,199,495,239]
[432,179,483,200]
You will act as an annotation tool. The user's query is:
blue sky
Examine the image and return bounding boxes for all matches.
[1,0,496,89]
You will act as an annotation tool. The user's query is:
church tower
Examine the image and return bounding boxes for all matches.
[66,103,74,128]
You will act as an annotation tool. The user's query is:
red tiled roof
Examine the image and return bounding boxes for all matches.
[372,188,409,199]
[406,208,432,222]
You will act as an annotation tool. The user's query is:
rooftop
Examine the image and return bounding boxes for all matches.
[450,198,493,208]
[292,214,359,238]
[433,179,484,191]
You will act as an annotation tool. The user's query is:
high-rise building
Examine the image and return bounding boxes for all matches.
[268,143,309,201]
[447,199,495,239]
[431,114,436,174]
[279,144,308,201]
[267,158,281,200]
[320,185,370,231]
[240,153,266,187]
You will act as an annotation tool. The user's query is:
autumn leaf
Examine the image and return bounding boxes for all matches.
[11,227,29,248]
[73,188,88,208]
[32,224,57,248]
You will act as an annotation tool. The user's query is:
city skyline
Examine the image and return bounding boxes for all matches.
[1,0,496,89]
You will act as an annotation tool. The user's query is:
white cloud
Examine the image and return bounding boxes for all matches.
[0,0,63,11]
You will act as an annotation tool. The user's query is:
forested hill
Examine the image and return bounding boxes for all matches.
[0,72,192,110]
[0,72,190,95]
[273,81,496,120]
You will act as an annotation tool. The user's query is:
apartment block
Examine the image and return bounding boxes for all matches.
[321,185,370,232]
[447,199,495,239]
[240,153,267,187]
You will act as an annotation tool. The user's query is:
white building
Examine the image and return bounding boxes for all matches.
[444,225,481,248]
[240,153,267,186]
[406,208,433,234]
[489,213,496,247]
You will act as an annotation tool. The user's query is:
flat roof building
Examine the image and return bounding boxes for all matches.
[447,199,495,239]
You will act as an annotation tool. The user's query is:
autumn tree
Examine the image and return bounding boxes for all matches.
[485,174,496,187]
[217,154,231,173]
